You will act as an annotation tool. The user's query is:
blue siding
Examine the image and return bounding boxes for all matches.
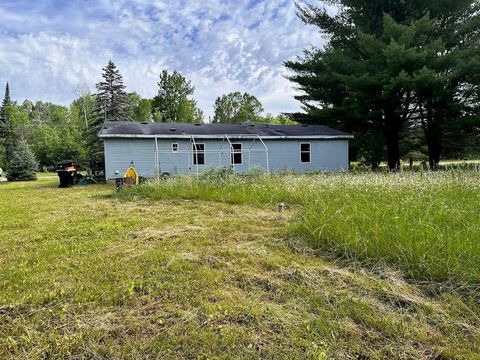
[104,139,156,179]
[103,138,349,180]
[156,139,270,175]
[265,140,349,172]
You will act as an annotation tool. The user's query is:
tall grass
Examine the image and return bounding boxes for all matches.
[117,170,480,287]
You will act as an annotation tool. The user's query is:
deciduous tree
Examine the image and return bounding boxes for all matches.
[194,108,205,124]
[152,70,196,123]
[213,92,263,124]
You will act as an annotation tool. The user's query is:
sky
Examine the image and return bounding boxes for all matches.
[0,0,325,118]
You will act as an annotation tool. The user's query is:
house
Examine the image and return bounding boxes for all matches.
[98,121,353,180]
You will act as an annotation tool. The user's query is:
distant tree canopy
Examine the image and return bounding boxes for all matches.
[195,108,205,124]
[286,0,480,169]
[152,70,201,123]
[213,92,264,124]
[126,92,152,123]
[262,114,298,125]
[1,63,296,174]
[2,97,87,170]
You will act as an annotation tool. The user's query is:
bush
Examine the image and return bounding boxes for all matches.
[7,140,38,182]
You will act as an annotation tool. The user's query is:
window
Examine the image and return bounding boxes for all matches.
[301,143,311,163]
[192,143,205,165]
[172,143,179,153]
[231,143,242,165]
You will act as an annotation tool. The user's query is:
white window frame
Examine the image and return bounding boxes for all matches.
[230,143,243,165]
[172,143,179,153]
[192,143,205,165]
[300,142,311,164]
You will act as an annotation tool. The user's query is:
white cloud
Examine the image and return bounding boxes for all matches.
[0,0,324,117]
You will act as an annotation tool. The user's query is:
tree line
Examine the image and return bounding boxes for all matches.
[286,0,480,170]
[0,61,292,174]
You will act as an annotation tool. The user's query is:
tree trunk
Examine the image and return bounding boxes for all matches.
[383,106,401,171]
[425,99,442,170]
[385,125,401,171]
[426,121,442,170]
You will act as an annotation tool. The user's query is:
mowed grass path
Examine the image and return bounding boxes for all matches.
[1,176,480,358]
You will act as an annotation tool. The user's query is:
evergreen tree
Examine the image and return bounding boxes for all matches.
[89,61,129,162]
[0,82,15,167]
[6,140,38,182]
[0,82,11,137]
[286,0,480,170]
[409,4,480,168]
[1,82,11,115]
[94,61,129,122]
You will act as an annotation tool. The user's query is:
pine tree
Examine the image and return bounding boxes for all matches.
[89,61,129,162]
[1,82,11,116]
[286,0,480,170]
[410,4,480,168]
[6,140,38,182]
[0,82,10,138]
[0,82,15,167]
[94,61,129,122]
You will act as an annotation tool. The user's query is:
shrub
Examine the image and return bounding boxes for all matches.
[7,140,38,182]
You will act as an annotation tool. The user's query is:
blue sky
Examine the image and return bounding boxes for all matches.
[0,0,324,117]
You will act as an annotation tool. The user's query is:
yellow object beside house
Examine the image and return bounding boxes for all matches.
[123,165,139,186]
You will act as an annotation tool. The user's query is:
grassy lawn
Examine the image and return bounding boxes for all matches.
[121,171,480,287]
[1,175,480,358]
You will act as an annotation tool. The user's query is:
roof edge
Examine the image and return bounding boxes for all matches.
[99,134,354,140]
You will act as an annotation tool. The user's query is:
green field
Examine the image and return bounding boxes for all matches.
[1,174,480,358]
[122,171,480,287]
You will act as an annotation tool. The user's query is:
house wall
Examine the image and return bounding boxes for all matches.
[264,139,349,172]
[104,139,157,180]
[103,137,349,180]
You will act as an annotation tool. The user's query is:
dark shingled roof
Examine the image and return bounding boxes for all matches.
[99,121,353,139]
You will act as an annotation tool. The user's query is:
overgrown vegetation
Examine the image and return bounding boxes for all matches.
[118,170,480,288]
[1,175,480,358]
